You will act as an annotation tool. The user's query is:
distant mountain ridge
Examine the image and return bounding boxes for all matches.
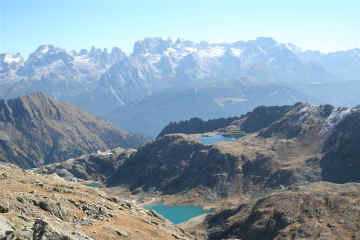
[1,37,360,119]
[157,116,241,138]
[0,92,144,168]
[106,79,315,137]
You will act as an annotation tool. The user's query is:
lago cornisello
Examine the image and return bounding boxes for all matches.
[145,204,213,224]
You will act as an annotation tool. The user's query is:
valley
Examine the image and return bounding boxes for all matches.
[0,95,355,239]
[1,38,360,240]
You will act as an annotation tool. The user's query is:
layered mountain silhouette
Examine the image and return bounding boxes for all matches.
[1,38,360,134]
[106,79,315,137]
[0,92,144,168]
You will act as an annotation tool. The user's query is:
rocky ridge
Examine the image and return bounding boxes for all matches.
[35,147,135,183]
[0,92,144,168]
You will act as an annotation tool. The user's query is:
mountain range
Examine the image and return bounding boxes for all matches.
[1,37,360,136]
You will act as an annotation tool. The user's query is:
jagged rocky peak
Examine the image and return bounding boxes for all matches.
[252,36,278,48]
[86,46,126,66]
[111,47,126,59]
[133,37,173,55]
[0,53,24,66]
[32,44,69,58]
[174,38,198,49]
[130,36,303,61]
[0,53,24,72]
[78,48,89,56]
[25,44,73,67]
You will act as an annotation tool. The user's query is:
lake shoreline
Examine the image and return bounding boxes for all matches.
[144,203,214,224]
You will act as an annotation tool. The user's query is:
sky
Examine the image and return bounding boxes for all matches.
[1,0,359,56]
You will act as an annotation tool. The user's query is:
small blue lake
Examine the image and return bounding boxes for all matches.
[144,204,213,224]
[200,134,236,144]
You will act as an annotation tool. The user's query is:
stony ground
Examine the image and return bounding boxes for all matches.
[204,182,360,240]
[0,163,194,240]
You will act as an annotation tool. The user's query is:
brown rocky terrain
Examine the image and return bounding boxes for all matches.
[35,147,135,183]
[0,163,194,240]
[0,92,144,168]
[204,182,360,240]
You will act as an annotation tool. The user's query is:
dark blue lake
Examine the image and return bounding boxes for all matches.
[200,134,236,144]
[144,204,213,224]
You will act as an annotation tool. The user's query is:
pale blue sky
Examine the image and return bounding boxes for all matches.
[1,0,359,55]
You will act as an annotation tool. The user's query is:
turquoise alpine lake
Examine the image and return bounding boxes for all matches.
[200,134,236,144]
[84,183,103,188]
[144,204,214,224]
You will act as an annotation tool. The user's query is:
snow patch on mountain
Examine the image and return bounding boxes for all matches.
[39,45,49,54]
[198,46,226,58]
[295,105,317,126]
[3,54,23,64]
[320,107,352,135]
[230,48,243,57]
[72,55,91,64]
[109,85,125,105]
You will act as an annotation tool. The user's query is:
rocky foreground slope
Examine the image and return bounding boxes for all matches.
[0,92,144,168]
[0,163,194,240]
[107,103,360,202]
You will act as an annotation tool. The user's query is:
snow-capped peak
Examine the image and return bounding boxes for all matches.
[39,45,49,54]
[2,53,23,64]
[284,43,303,53]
